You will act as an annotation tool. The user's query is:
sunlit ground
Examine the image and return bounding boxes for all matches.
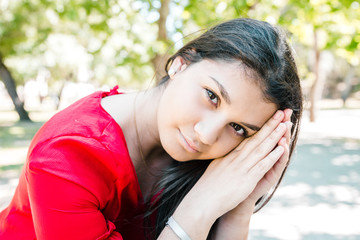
[1,107,359,239]
[250,109,360,240]
[0,109,56,210]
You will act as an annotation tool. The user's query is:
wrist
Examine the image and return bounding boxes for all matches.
[222,200,255,224]
[166,216,192,240]
[213,202,254,240]
[172,195,217,239]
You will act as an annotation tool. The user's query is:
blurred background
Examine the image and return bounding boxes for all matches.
[0,0,359,239]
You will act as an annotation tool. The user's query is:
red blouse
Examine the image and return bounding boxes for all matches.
[0,87,146,239]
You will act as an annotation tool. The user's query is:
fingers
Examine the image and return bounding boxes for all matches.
[257,110,285,140]
[269,139,289,183]
[250,144,285,177]
[228,109,291,178]
[283,121,293,145]
[246,110,292,178]
[263,122,291,181]
[244,136,290,203]
[251,122,287,163]
[259,120,291,181]
[283,109,293,123]
[276,137,289,169]
[235,110,285,155]
[250,135,289,178]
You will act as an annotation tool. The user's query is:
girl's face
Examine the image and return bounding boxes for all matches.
[157,58,277,161]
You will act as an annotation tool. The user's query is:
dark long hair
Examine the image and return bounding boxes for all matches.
[145,18,303,238]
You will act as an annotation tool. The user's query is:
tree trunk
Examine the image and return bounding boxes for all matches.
[309,29,326,122]
[341,67,355,107]
[152,0,171,83]
[0,55,31,121]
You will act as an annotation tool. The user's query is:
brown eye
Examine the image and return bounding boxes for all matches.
[230,122,247,137]
[206,89,218,105]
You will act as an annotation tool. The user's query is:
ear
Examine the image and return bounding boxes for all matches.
[168,56,187,79]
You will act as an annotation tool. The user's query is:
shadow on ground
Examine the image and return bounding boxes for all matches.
[0,120,44,209]
[250,137,360,240]
[0,121,44,148]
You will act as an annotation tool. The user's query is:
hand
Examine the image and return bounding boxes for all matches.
[181,110,288,216]
[242,108,293,205]
[224,109,293,215]
[172,110,291,239]
[212,109,293,239]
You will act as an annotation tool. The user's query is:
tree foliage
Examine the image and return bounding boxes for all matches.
[0,0,359,121]
[0,0,158,88]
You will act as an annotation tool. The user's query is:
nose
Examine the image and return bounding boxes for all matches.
[194,118,224,145]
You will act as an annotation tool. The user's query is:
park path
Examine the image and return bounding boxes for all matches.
[250,109,360,240]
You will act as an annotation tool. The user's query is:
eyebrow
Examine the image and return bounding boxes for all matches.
[240,122,261,132]
[209,76,261,132]
[209,76,231,104]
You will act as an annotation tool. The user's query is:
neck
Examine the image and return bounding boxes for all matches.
[102,86,166,164]
[101,85,171,197]
[133,87,162,159]
[132,86,173,198]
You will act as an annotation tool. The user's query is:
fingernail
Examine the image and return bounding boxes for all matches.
[273,110,282,120]
[280,137,286,145]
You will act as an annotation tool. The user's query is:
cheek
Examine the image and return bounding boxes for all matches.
[157,84,196,138]
[160,84,203,124]
[208,134,243,159]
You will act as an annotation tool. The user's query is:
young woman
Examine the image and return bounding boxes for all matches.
[0,18,302,240]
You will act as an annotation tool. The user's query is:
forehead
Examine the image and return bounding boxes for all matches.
[194,59,261,96]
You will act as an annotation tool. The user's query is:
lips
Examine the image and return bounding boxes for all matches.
[178,129,200,153]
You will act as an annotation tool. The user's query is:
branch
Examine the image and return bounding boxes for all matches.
[158,0,171,41]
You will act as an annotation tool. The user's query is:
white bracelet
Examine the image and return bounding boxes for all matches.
[166,216,192,240]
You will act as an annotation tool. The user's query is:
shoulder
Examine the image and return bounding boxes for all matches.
[30,88,128,148]
[27,89,133,184]
[36,91,111,140]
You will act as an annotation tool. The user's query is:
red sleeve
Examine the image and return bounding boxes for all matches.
[26,136,124,240]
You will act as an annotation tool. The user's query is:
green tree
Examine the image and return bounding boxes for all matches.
[0,1,46,121]
[0,0,157,120]
[278,0,360,121]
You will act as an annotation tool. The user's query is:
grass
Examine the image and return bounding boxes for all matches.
[0,110,50,175]
[0,121,44,148]
[0,163,24,172]
[0,120,44,177]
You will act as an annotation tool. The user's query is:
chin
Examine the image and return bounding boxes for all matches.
[167,151,192,162]
[170,152,212,162]
[159,137,186,162]
[165,148,200,162]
